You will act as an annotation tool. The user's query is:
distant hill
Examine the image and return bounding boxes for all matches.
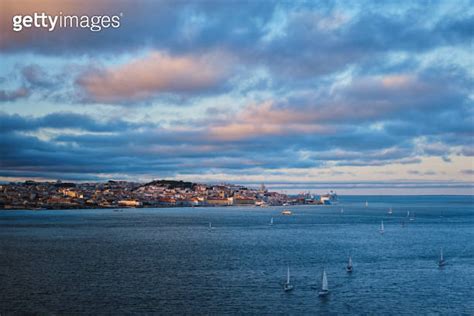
[142,180,196,189]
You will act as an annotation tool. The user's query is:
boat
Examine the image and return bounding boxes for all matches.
[269,217,274,226]
[407,210,410,218]
[365,201,369,207]
[388,207,393,215]
[283,266,294,292]
[346,256,353,273]
[281,210,292,216]
[320,191,338,205]
[438,248,446,267]
[379,220,385,234]
[208,222,214,230]
[318,269,329,297]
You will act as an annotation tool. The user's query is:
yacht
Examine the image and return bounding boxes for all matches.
[281,210,292,216]
[318,269,329,297]
[283,266,294,292]
[438,248,446,267]
[346,256,353,273]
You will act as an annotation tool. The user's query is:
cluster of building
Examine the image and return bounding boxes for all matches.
[0,180,337,210]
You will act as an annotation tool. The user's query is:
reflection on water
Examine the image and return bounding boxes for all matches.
[0,196,473,314]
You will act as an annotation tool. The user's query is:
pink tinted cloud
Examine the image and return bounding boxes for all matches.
[208,101,333,141]
[77,50,233,103]
[209,122,331,141]
[381,74,416,88]
[206,74,443,141]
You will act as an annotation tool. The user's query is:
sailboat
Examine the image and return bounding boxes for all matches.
[388,207,393,215]
[283,266,294,291]
[269,217,274,226]
[438,248,446,267]
[318,269,329,297]
[406,210,410,218]
[346,256,353,273]
[365,201,369,207]
[208,222,214,231]
[340,208,344,214]
[379,220,385,234]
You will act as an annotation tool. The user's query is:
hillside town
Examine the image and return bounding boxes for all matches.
[0,180,337,210]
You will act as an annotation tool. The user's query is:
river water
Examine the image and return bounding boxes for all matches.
[0,195,473,314]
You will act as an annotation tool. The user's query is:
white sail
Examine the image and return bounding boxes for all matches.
[348,256,352,268]
[365,201,368,207]
[321,270,328,291]
[407,211,410,217]
[287,266,290,284]
[380,220,384,233]
[209,222,212,229]
[270,217,274,225]
[440,248,444,261]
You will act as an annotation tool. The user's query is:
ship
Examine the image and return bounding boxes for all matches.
[319,191,338,205]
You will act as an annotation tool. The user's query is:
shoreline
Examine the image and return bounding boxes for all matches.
[0,204,309,211]
[2,194,473,212]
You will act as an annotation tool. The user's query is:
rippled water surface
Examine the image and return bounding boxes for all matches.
[1,196,473,314]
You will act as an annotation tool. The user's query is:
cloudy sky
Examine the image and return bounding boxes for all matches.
[0,0,473,194]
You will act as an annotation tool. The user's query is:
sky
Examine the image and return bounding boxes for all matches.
[0,0,473,194]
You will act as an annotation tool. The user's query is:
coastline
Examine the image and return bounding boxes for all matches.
[2,194,472,211]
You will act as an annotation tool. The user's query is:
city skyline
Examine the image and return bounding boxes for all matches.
[1,0,473,194]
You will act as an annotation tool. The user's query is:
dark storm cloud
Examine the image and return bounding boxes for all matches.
[0,131,185,177]
[0,107,445,181]
[0,111,155,133]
